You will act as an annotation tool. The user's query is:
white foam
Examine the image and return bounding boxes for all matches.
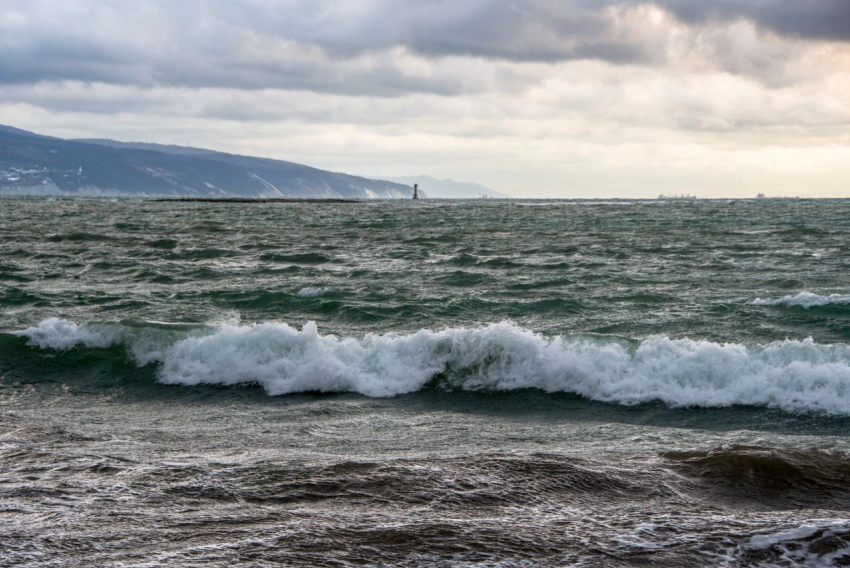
[743,522,850,567]
[749,525,824,549]
[14,318,120,351]
[297,287,330,298]
[14,319,850,414]
[754,292,850,308]
[13,318,203,366]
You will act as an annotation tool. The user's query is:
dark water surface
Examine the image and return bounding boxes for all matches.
[3,197,850,566]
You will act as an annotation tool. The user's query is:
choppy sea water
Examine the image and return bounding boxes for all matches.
[3,197,850,566]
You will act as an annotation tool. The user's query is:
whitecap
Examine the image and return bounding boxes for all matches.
[297,287,330,298]
[14,319,850,414]
[754,292,850,308]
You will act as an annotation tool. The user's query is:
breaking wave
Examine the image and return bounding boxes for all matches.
[298,287,330,298]
[754,291,850,308]
[11,318,850,415]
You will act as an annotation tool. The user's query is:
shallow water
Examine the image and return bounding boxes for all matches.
[2,197,850,566]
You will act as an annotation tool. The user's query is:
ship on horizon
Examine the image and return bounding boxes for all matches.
[658,193,697,200]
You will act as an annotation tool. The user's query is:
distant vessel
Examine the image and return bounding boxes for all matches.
[658,193,697,200]
[756,193,766,199]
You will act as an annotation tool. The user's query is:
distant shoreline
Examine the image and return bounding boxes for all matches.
[153,197,359,204]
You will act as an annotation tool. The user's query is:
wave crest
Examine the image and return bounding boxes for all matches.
[297,287,330,298]
[12,318,850,414]
[754,291,850,308]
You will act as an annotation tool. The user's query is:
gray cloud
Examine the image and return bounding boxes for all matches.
[1,0,847,98]
[654,0,850,42]
[0,1,646,91]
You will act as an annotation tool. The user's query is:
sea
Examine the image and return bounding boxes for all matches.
[2,196,850,566]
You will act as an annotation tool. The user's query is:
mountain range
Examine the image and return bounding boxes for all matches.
[0,125,416,199]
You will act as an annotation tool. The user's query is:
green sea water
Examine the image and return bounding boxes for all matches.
[3,197,850,566]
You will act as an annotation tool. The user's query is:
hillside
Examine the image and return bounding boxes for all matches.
[0,125,416,198]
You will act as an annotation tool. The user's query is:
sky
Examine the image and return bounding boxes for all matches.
[1,0,849,198]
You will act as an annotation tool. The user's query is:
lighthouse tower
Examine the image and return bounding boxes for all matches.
[413,183,419,200]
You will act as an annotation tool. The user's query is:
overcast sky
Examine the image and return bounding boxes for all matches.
[2,0,849,197]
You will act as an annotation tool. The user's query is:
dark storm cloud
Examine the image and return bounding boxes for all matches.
[0,0,846,97]
[0,0,659,98]
[654,0,850,42]
[305,1,640,63]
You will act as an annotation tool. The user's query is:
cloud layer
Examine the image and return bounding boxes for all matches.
[1,0,849,197]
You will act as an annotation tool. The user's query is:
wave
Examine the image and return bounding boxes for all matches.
[754,291,850,308]
[46,232,115,242]
[11,318,850,414]
[259,252,335,264]
[297,287,330,298]
[663,446,850,490]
